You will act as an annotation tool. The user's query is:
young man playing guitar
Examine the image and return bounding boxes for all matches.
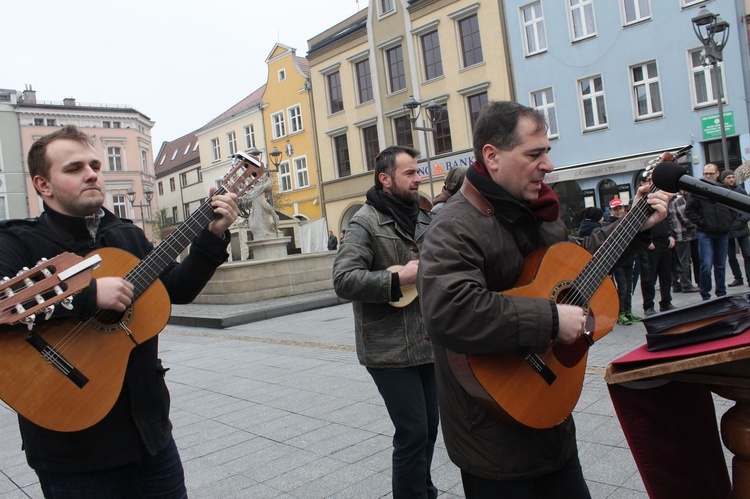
[417,101,670,498]
[0,125,238,497]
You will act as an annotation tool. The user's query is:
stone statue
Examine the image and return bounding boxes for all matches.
[243,171,279,239]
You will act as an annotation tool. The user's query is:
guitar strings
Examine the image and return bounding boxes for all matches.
[557,185,657,308]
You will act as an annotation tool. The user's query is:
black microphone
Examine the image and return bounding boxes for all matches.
[651,162,750,214]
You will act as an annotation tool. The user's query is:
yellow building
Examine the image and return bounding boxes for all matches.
[307,0,513,232]
[262,43,324,223]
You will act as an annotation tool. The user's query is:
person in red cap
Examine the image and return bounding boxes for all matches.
[605,198,640,325]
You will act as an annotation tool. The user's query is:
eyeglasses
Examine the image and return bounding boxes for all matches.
[703,171,718,177]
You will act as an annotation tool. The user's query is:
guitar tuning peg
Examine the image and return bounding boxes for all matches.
[61,296,74,310]
[21,315,36,331]
[17,267,30,276]
[43,305,55,320]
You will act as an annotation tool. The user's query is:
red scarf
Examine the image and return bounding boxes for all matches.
[471,160,559,222]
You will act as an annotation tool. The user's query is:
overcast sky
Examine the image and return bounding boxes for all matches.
[4,0,369,149]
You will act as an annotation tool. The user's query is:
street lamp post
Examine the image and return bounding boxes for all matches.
[126,187,154,232]
[692,6,730,171]
[403,95,443,201]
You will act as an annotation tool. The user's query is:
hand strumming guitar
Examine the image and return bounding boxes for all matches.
[95,277,134,312]
[397,260,420,286]
[556,304,587,345]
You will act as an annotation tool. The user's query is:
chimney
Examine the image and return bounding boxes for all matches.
[63,98,76,107]
[22,84,36,104]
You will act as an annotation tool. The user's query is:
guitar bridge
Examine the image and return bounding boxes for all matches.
[524,353,557,386]
[26,332,89,389]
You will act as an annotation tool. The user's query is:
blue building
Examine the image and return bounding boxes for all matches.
[503,0,750,228]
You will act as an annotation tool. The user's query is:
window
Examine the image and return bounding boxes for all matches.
[681,0,703,6]
[158,182,164,196]
[112,122,121,128]
[355,59,374,104]
[171,149,178,161]
[244,124,255,149]
[362,126,380,171]
[227,131,237,156]
[46,119,56,127]
[431,104,452,155]
[169,178,176,192]
[458,15,483,67]
[278,69,286,81]
[334,135,351,178]
[569,0,596,41]
[279,161,292,192]
[467,92,489,132]
[183,143,191,155]
[380,0,394,15]
[159,155,166,166]
[631,61,662,119]
[141,150,148,171]
[108,147,122,171]
[421,31,443,81]
[521,2,547,56]
[288,105,303,134]
[183,203,191,219]
[272,111,287,139]
[112,194,127,219]
[327,72,344,114]
[394,116,414,148]
[579,75,608,130]
[171,206,178,222]
[197,168,203,182]
[531,88,559,138]
[386,46,406,93]
[690,48,725,108]
[192,142,199,152]
[0,196,5,221]
[180,172,187,188]
[622,0,650,25]
[102,121,111,128]
[211,138,221,161]
[294,157,309,188]
[34,118,44,126]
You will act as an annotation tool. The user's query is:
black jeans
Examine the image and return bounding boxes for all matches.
[35,436,186,499]
[461,454,591,499]
[367,363,439,499]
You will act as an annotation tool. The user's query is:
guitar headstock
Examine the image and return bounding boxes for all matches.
[220,152,266,198]
[0,253,101,329]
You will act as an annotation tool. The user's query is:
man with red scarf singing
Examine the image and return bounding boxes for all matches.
[417,101,670,498]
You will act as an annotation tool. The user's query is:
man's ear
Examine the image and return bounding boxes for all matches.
[378,172,392,191]
[482,144,500,172]
[33,175,52,197]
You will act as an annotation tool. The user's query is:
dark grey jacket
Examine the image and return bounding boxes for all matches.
[333,204,432,368]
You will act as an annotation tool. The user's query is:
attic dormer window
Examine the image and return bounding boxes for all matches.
[171,149,178,161]
[278,69,286,82]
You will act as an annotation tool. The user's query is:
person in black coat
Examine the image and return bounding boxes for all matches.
[578,206,604,237]
[0,125,239,497]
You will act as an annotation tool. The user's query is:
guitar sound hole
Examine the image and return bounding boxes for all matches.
[553,284,589,313]
[91,307,133,333]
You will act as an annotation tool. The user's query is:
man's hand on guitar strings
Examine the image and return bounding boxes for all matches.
[95,277,134,312]
[397,260,419,286]
[207,187,239,238]
[555,304,587,345]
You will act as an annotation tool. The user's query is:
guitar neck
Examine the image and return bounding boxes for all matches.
[125,187,226,301]
[571,186,656,303]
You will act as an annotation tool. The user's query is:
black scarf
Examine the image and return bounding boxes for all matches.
[366,187,419,238]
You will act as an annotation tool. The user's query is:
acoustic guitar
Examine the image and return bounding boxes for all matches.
[447,150,688,429]
[0,154,264,432]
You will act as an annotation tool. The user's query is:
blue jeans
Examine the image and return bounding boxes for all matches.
[697,231,729,300]
[35,436,187,499]
[367,364,439,499]
[461,454,591,499]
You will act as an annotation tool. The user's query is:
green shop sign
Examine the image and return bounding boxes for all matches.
[701,111,734,139]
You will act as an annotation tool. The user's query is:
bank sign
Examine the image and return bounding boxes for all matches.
[418,150,475,179]
[701,111,734,139]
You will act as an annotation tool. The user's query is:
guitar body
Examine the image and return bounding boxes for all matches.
[447,242,618,429]
[0,247,170,432]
